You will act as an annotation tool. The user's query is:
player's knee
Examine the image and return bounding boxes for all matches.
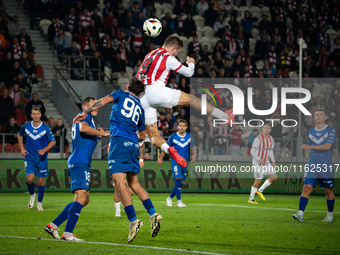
[325,188,333,196]
[302,184,313,194]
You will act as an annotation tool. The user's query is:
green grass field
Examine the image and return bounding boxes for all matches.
[0,193,339,255]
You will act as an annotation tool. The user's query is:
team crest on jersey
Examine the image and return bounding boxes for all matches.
[322,135,327,139]
[39,132,44,136]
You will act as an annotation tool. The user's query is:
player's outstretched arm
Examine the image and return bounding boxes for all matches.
[158,151,165,166]
[17,133,28,156]
[79,122,110,137]
[191,147,197,162]
[73,95,114,123]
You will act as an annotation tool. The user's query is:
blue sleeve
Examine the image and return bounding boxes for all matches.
[167,134,174,146]
[190,133,195,148]
[18,124,26,136]
[326,127,336,145]
[138,108,145,131]
[45,125,55,142]
[307,129,312,145]
[110,90,123,104]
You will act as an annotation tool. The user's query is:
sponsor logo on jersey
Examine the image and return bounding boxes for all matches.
[68,164,74,168]
[108,160,115,163]
[124,142,133,146]
[316,133,321,136]
[33,130,38,133]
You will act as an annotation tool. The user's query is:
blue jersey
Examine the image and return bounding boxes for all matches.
[68,113,99,165]
[110,90,145,143]
[18,121,55,161]
[308,125,336,164]
[167,132,195,162]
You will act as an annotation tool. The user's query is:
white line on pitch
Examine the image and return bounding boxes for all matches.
[0,235,229,255]
[157,201,340,214]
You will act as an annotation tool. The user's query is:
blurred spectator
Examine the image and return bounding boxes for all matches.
[179,77,190,94]
[317,26,330,49]
[168,77,178,90]
[241,11,258,38]
[79,9,91,29]
[7,61,22,87]
[130,45,144,67]
[330,38,340,53]
[322,91,335,114]
[47,116,56,129]
[204,3,218,27]
[0,52,12,85]
[102,40,115,67]
[8,15,21,37]
[0,15,9,40]
[17,73,31,99]
[188,35,202,60]
[88,20,100,41]
[164,112,176,135]
[157,112,168,136]
[108,19,121,39]
[247,129,258,156]
[25,93,46,120]
[323,61,339,77]
[65,7,76,32]
[259,14,272,35]
[331,81,340,100]
[76,30,96,52]
[4,116,20,144]
[88,50,104,81]
[262,59,277,78]
[212,124,228,155]
[48,17,64,42]
[255,34,270,59]
[0,89,15,125]
[9,84,25,109]
[52,118,68,153]
[111,52,128,80]
[130,28,144,50]
[29,0,44,29]
[230,124,244,156]
[72,20,85,37]
[103,3,113,17]
[17,28,35,54]
[315,96,325,110]
[19,52,38,86]
[8,37,24,60]
[54,29,71,61]
[174,0,191,14]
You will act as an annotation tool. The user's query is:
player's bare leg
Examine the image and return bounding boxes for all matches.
[127,173,162,238]
[26,173,36,209]
[323,188,335,222]
[248,179,262,204]
[114,190,122,217]
[37,177,46,211]
[146,123,187,167]
[177,92,234,121]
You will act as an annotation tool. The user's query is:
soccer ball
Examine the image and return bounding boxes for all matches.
[143,18,162,38]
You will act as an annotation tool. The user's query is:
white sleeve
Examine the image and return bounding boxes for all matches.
[251,137,261,162]
[167,55,195,77]
[268,138,275,162]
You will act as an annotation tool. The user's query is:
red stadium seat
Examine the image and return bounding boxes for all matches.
[36,64,43,79]
[12,143,21,153]
[24,97,30,104]
[0,143,13,153]
[15,108,26,126]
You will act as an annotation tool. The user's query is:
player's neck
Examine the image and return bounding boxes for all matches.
[315,123,327,131]
[32,120,42,127]
[178,131,185,137]
[262,134,269,139]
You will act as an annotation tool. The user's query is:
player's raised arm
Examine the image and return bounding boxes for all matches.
[167,55,195,77]
[73,95,114,123]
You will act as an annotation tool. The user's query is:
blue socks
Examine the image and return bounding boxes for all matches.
[299,196,309,212]
[124,205,137,222]
[52,202,73,227]
[327,199,335,213]
[27,182,34,195]
[64,202,83,233]
[170,179,182,200]
[142,198,156,217]
[38,185,45,202]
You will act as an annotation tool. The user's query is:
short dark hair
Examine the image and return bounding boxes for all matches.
[178,119,188,126]
[82,97,96,108]
[128,77,144,95]
[264,122,272,127]
[163,34,183,48]
[315,108,326,115]
[31,107,41,113]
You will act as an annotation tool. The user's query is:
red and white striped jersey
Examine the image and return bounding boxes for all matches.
[136,47,194,86]
[251,134,275,165]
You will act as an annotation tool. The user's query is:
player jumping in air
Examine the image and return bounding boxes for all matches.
[248,123,277,204]
[292,109,336,222]
[158,119,196,207]
[136,34,234,168]
[45,97,110,241]
[73,77,162,243]
[17,107,56,211]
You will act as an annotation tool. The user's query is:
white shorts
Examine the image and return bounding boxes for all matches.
[140,85,181,126]
[252,162,276,179]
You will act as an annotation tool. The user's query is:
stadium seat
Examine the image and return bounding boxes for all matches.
[249,38,256,52]
[99,33,105,39]
[236,16,243,24]
[211,37,221,47]
[202,26,214,38]
[163,5,173,15]
[171,14,177,19]
[250,6,261,12]
[195,30,203,38]
[118,77,129,90]
[177,51,187,63]
[321,83,333,93]
[238,6,249,18]
[1,143,13,153]
[252,10,261,19]
[126,66,134,76]
[181,14,187,20]
[12,143,21,153]
[24,97,30,104]
[155,3,163,16]
[246,0,252,7]
[104,66,112,83]
[36,64,44,79]
[179,36,189,51]
[41,24,49,38]
[39,19,51,29]
[192,15,205,28]
[15,108,26,126]
[198,37,212,51]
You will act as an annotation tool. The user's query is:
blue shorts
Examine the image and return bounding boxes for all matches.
[304,162,334,189]
[24,158,48,178]
[172,160,187,180]
[108,137,140,175]
[68,163,91,193]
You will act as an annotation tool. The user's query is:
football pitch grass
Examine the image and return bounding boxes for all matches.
[0,193,339,255]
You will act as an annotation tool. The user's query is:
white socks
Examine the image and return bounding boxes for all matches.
[298,210,304,216]
[211,108,229,119]
[249,186,257,200]
[327,212,333,217]
[37,202,42,206]
[258,180,272,193]
[161,143,170,154]
[115,202,121,212]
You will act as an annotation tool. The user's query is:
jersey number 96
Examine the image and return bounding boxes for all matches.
[121,98,141,125]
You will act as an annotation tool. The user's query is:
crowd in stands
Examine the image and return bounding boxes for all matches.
[1,0,340,156]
